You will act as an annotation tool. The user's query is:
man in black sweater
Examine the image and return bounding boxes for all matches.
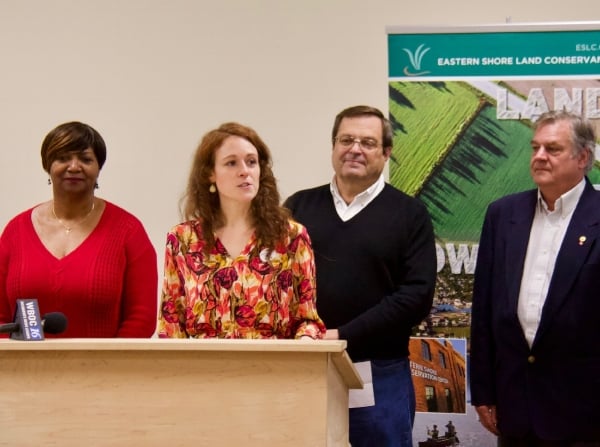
[285,105,436,447]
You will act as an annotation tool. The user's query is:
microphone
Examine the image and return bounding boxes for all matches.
[40,312,68,335]
[1,299,68,340]
[0,313,67,336]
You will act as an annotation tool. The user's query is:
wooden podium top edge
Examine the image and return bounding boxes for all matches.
[0,338,348,353]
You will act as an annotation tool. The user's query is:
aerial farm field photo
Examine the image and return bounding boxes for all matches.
[390,79,600,338]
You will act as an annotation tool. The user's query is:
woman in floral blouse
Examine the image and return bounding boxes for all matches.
[158,122,325,339]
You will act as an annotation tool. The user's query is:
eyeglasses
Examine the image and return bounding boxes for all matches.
[334,136,381,151]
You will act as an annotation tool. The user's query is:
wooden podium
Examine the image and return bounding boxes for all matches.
[0,338,361,446]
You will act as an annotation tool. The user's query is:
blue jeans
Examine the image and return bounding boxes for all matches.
[349,358,415,447]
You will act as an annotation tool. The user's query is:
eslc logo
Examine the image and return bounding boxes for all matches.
[402,44,431,76]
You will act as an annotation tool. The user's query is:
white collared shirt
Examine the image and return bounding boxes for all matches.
[517,178,586,347]
[330,174,386,222]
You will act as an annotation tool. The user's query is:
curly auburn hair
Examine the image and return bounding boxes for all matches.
[181,122,290,253]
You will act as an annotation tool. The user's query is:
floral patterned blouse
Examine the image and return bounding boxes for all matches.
[157,219,326,339]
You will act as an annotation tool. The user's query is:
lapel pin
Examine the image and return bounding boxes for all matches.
[579,236,587,246]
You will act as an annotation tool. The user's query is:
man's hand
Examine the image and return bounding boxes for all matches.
[324,329,339,340]
[475,405,499,435]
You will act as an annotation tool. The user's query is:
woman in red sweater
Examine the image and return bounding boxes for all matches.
[0,121,157,337]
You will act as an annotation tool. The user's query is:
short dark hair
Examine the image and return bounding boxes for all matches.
[41,121,107,172]
[331,105,393,150]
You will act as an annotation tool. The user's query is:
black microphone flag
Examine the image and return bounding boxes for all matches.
[10,298,45,341]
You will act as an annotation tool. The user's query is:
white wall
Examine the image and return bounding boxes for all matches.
[1,0,597,266]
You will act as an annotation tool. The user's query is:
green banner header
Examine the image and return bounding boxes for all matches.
[388,28,600,77]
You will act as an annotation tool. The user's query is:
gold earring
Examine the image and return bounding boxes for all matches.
[209,184,216,193]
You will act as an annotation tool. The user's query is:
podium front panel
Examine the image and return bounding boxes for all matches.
[0,339,359,447]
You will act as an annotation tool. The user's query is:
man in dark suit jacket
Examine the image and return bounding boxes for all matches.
[470,110,600,447]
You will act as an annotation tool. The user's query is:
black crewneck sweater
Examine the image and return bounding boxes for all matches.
[285,183,436,361]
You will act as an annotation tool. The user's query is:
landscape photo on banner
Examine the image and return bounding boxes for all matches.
[386,22,600,447]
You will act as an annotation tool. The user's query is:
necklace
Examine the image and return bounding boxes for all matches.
[52,200,96,234]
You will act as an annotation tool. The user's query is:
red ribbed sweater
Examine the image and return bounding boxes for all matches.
[0,201,157,337]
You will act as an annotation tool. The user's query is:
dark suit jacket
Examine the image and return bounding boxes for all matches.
[470,179,600,441]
